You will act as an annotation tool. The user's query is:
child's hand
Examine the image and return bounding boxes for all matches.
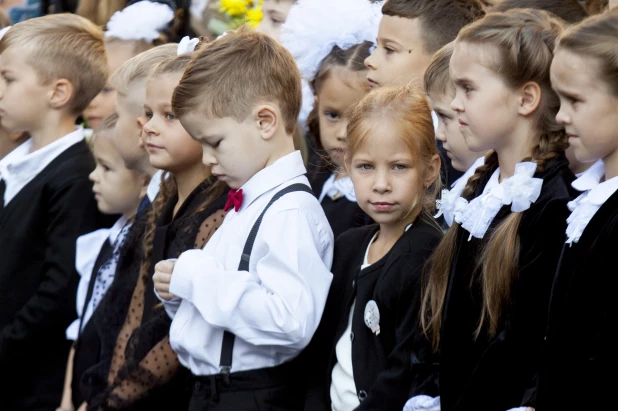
[153,259,177,301]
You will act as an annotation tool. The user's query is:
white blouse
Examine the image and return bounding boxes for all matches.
[66,216,132,341]
[566,160,618,245]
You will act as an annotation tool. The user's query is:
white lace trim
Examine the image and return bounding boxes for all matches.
[455,162,543,240]
[435,156,485,226]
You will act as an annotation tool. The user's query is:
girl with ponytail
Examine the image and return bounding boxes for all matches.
[420,9,576,411]
[537,9,618,410]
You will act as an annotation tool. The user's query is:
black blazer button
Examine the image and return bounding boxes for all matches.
[350,331,355,342]
[358,390,368,401]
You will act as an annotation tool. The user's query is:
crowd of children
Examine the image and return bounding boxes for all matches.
[0,0,616,410]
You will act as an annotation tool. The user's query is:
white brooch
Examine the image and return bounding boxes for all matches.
[364,300,381,335]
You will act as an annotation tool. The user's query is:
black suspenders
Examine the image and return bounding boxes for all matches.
[218,183,314,381]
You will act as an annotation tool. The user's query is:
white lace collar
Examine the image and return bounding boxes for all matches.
[454,162,543,240]
[435,156,485,226]
[566,160,618,245]
[318,173,357,203]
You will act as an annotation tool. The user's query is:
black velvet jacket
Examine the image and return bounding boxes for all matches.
[536,188,618,410]
[439,156,576,411]
[305,217,442,411]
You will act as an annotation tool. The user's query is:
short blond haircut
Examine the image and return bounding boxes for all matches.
[172,26,302,135]
[95,112,119,134]
[110,43,177,95]
[424,42,455,98]
[0,13,107,115]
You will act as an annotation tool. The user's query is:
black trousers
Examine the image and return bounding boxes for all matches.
[188,361,305,411]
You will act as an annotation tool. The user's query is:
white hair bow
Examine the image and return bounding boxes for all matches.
[177,36,200,55]
[105,1,175,42]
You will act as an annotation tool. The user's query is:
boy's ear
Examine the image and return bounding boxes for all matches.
[48,78,74,110]
[254,104,278,140]
[425,154,441,189]
[518,81,542,116]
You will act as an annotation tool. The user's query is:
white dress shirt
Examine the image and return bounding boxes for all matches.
[164,151,334,376]
[330,231,376,411]
[66,216,131,340]
[566,160,618,245]
[0,128,85,205]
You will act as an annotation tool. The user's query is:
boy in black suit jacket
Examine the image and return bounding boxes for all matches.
[0,14,113,410]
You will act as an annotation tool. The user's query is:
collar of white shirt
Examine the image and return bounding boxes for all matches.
[0,138,32,171]
[237,150,307,212]
[318,173,356,203]
[0,127,85,205]
[75,215,129,279]
[571,160,618,205]
[147,169,164,203]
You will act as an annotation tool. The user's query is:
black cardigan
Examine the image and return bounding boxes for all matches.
[438,156,576,411]
[536,189,618,410]
[0,140,115,410]
[305,217,442,411]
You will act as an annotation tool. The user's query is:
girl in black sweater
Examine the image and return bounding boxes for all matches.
[305,85,443,411]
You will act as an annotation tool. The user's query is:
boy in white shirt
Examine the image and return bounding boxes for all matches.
[154,28,334,409]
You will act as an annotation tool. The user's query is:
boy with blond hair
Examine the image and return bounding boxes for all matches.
[0,13,113,409]
[108,44,177,210]
[154,28,334,409]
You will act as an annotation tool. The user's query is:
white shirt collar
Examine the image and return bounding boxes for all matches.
[451,156,485,189]
[147,169,164,202]
[318,173,357,203]
[238,151,306,212]
[566,160,618,245]
[1,128,84,205]
[571,160,615,205]
[0,138,32,171]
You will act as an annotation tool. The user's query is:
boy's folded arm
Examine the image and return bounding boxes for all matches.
[170,208,333,348]
[0,178,102,364]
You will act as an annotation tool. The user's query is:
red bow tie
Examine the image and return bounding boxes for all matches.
[224,189,243,212]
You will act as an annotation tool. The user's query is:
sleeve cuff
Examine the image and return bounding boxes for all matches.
[403,395,441,411]
[170,249,219,302]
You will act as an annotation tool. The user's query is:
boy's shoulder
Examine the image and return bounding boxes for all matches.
[42,139,95,188]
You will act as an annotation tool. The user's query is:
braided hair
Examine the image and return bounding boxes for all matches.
[421,9,568,349]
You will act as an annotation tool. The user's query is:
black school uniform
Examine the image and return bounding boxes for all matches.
[80,178,228,411]
[305,217,442,411]
[310,169,373,240]
[536,190,618,410]
[0,140,114,410]
[439,156,576,411]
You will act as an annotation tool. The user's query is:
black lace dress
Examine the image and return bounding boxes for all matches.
[74,178,228,410]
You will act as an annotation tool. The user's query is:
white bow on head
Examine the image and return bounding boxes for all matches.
[455,162,543,240]
[177,36,200,55]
